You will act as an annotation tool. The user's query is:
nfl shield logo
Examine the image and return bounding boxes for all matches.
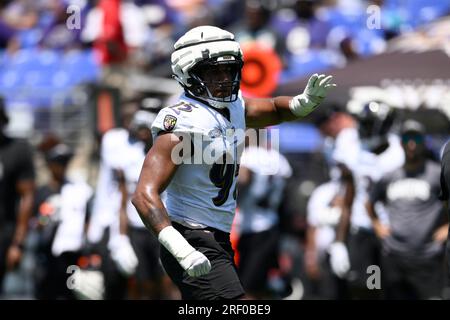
[163,115,177,131]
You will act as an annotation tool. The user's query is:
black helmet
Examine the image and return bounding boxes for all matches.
[45,144,74,165]
[356,101,397,152]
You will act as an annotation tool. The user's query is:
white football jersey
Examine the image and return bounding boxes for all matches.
[151,93,246,233]
[332,128,405,229]
[52,181,93,257]
[307,180,342,257]
[120,136,147,228]
[88,128,128,243]
[89,129,150,239]
[236,146,292,234]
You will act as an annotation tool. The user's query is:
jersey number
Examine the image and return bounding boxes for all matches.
[168,102,197,115]
[209,155,239,207]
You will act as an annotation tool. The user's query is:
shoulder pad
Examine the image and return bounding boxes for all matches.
[151,102,199,136]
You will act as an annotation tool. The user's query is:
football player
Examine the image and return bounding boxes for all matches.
[115,108,178,299]
[132,25,335,300]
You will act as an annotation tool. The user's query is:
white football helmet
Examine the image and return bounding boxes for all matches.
[171,26,244,109]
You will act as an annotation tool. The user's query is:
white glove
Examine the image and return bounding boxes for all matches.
[179,250,212,277]
[289,73,336,117]
[328,242,350,278]
[72,269,105,300]
[109,234,139,277]
[316,207,342,227]
[158,226,211,277]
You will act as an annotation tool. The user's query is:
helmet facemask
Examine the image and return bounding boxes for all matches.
[187,55,243,107]
[171,26,244,109]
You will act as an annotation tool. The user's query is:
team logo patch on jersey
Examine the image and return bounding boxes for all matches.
[208,128,222,138]
[163,115,177,131]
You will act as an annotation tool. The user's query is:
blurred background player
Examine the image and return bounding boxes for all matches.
[304,165,349,300]
[0,101,35,296]
[367,120,448,299]
[33,140,93,299]
[89,101,177,300]
[87,102,139,300]
[235,130,292,299]
[317,103,405,299]
[115,107,178,299]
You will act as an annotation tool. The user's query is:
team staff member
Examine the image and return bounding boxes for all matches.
[0,101,35,294]
[368,120,448,299]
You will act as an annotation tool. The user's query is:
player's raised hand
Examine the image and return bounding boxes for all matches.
[305,73,336,98]
[289,73,337,117]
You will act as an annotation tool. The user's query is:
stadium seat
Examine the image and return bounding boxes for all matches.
[0,49,100,108]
